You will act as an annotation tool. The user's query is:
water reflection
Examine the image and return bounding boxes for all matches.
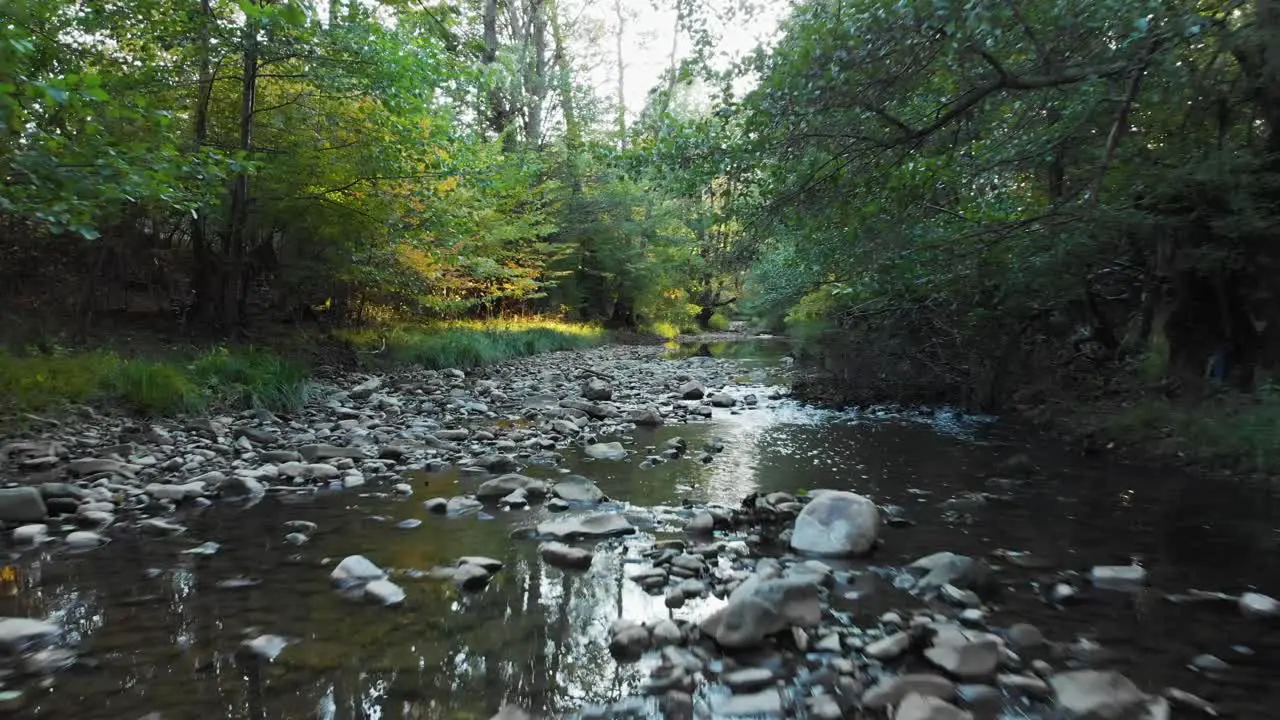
[7,340,1280,718]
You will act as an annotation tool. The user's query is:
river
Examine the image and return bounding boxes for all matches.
[4,338,1279,718]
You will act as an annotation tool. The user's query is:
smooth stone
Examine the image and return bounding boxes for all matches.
[330,555,386,584]
[700,577,821,649]
[925,637,1000,680]
[0,488,47,523]
[536,513,635,540]
[865,631,912,660]
[1190,654,1229,672]
[862,674,957,710]
[685,511,715,535]
[446,496,483,515]
[396,519,422,530]
[895,693,973,720]
[65,530,106,548]
[651,618,682,647]
[539,542,593,569]
[789,490,879,556]
[1090,565,1148,592]
[722,667,776,691]
[241,634,289,661]
[1007,622,1045,649]
[424,498,448,513]
[364,579,405,605]
[475,474,548,500]
[550,476,605,503]
[609,619,650,660]
[1049,670,1149,719]
[997,673,1051,698]
[712,688,783,717]
[0,617,60,654]
[584,442,626,461]
[181,541,220,556]
[12,524,47,544]
[1239,592,1280,620]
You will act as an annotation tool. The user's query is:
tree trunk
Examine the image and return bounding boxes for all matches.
[224,5,259,328]
[613,0,627,144]
[190,0,217,327]
[482,0,510,144]
[524,0,547,146]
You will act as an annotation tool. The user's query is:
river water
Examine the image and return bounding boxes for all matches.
[7,339,1280,718]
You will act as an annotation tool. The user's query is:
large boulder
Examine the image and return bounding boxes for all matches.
[330,555,386,586]
[626,406,664,426]
[537,513,635,540]
[1049,670,1149,718]
[909,552,991,591]
[678,380,705,400]
[0,488,47,523]
[789,491,879,556]
[585,442,626,461]
[582,377,613,401]
[550,476,606,503]
[700,574,821,649]
[476,474,548,500]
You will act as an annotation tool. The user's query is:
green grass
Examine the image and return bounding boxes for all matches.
[0,347,308,416]
[339,317,606,370]
[1106,390,1280,472]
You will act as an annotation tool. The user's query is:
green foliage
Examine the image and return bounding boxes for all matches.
[707,312,731,331]
[1107,391,1280,473]
[340,319,605,370]
[0,348,306,415]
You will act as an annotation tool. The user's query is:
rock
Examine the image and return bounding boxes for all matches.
[723,667,776,691]
[221,475,266,499]
[364,579,406,605]
[299,444,366,462]
[12,524,47,544]
[181,541,221,556]
[348,376,382,399]
[685,511,715,535]
[789,491,879,556]
[499,488,528,508]
[584,442,626,461]
[582,377,613,401]
[472,471,534,502]
[1162,688,1218,716]
[678,380,705,400]
[285,532,309,545]
[424,498,448,513]
[0,488,46,523]
[330,555,386,585]
[713,688,783,717]
[241,634,290,661]
[261,450,302,463]
[1007,623,1045,650]
[706,389,737,407]
[866,631,912,660]
[67,458,135,477]
[1189,654,1229,672]
[550,476,605,503]
[997,673,1051,699]
[1049,670,1149,719]
[139,518,186,536]
[996,453,1035,478]
[0,617,60,655]
[895,693,974,720]
[909,552,988,590]
[627,406,664,426]
[609,619,650,660]
[446,496,483,516]
[862,674,957,710]
[651,618,682,647]
[537,513,635,540]
[700,577,821,649]
[1090,565,1147,592]
[1239,591,1280,620]
[65,530,106,549]
[941,584,981,608]
[925,636,1000,680]
[540,542,593,569]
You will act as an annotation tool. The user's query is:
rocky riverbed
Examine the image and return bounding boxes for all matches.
[0,338,1278,719]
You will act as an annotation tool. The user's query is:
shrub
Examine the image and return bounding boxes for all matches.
[341,317,605,370]
[707,312,731,331]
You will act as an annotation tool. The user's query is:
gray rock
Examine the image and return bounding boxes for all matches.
[241,634,290,661]
[582,377,613,401]
[925,636,1000,679]
[0,488,46,523]
[862,674,956,710]
[909,552,988,591]
[651,618,682,647]
[1190,653,1229,672]
[299,444,366,462]
[261,450,302,463]
[678,380,705,400]
[895,693,973,720]
[584,442,626,461]
[789,491,879,556]
[476,474,548,500]
[471,454,519,473]
[540,542,593,569]
[446,496,483,515]
[537,513,635,540]
[712,688,783,717]
[708,393,736,408]
[723,667,776,691]
[1007,623,1045,650]
[330,555,386,585]
[1049,670,1149,719]
[997,673,1051,699]
[941,584,981,608]
[627,406,664,426]
[364,579,406,605]
[0,618,60,655]
[12,524,47,544]
[139,518,186,536]
[67,458,135,477]
[1239,592,1280,620]
[685,511,715,535]
[65,530,106,549]
[865,630,912,660]
[221,475,266,499]
[499,488,528,508]
[609,619,650,660]
[701,576,821,649]
[550,476,605,503]
[1090,565,1147,592]
[424,498,448,513]
[448,563,495,590]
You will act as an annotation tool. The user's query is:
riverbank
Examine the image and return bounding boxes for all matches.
[0,337,1275,718]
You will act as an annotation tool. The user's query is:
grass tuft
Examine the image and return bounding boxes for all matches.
[339,317,606,370]
[1106,389,1280,473]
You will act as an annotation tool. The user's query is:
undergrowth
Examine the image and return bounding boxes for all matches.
[338,317,606,369]
[0,347,308,416]
[1105,388,1280,473]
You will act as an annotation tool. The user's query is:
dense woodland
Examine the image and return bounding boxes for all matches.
[5,0,1280,418]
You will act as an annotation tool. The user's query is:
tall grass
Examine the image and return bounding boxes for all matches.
[0,348,308,416]
[339,318,606,369]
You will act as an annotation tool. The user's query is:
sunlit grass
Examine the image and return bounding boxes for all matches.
[0,347,308,415]
[338,317,606,370]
